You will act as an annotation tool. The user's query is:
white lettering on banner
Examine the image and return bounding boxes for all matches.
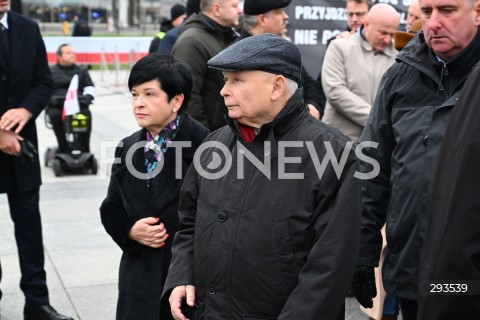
[295,6,347,21]
[294,29,319,45]
[321,30,341,45]
[402,0,413,6]
[294,29,346,46]
[377,0,399,5]
[399,12,407,24]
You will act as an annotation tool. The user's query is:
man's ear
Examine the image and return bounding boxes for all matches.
[475,0,480,26]
[257,13,267,28]
[363,18,369,29]
[211,2,222,17]
[271,75,286,101]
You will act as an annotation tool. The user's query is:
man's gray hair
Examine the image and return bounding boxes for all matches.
[243,10,274,28]
[285,78,299,97]
[243,14,259,28]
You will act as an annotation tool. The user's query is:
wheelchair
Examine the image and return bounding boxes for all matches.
[44,103,98,177]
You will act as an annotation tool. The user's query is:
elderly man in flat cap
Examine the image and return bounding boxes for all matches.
[240,0,324,120]
[162,33,361,320]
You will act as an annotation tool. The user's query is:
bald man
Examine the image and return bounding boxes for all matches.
[322,3,400,141]
[406,0,421,31]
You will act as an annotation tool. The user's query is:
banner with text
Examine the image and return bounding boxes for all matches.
[285,0,411,78]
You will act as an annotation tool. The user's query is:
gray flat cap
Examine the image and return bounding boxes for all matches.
[208,33,302,84]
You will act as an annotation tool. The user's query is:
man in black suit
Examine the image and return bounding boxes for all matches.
[0,1,74,319]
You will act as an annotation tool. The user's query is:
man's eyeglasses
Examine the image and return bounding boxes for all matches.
[347,11,367,18]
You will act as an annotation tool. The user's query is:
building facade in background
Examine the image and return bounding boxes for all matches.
[20,0,187,28]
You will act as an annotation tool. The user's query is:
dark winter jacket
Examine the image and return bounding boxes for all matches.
[49,63,95,109]
[148,31,166,54]
[100,114,208,320]
[163,91,361,319]
[358,28,480,300]
[418,62,480,320]
[172,13,238,130]
[158,24,182,53]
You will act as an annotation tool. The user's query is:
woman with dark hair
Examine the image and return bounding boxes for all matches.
[100,52,208,320]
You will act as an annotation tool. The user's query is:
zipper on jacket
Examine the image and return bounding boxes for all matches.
[433,61,448,108]
[442,61,449,76]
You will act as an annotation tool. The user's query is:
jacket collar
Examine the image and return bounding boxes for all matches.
[0,12,8,29]
[226,89,307,143]
[3,11,27,73]
[238,28,252,41]
[0,12,8,71]
[398,27,480,77]
[184,13,239,41]
[125,114,202,173]
[431,27,480,76]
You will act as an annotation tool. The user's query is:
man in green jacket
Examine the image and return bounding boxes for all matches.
[172,0,241,130]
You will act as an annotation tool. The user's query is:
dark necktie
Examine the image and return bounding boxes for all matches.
[0,23,10,63]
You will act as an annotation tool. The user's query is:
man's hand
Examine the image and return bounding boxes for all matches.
[0,108,32,133]
[128,217,169,248]
[352,265,377,308]
[169,285,196,320]
[307,104,321,120]
[335,30,356,40]
[0,130,23,156]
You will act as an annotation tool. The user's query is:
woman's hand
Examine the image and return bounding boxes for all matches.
[128,217,170,248]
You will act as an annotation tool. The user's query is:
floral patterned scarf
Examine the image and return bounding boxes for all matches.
[144,114,183,184]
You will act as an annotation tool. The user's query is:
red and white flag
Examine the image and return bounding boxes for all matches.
[62,74,80,120]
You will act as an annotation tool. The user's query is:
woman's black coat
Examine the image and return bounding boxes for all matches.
[100,114,208,320]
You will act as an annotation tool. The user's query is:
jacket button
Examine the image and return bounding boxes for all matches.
[423,135,429,146]
[217,211,227,222]
[208,284,216,295]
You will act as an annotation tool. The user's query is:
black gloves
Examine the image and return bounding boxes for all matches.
[18,139,37,162]
[352,265,377,308]
[78,94,93,109]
